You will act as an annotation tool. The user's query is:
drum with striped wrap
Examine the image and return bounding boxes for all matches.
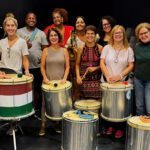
[42,80,72,120]
[126,116,150,150]
[101,82,133,122]
[62,110,99,150]
[0,74,34,120]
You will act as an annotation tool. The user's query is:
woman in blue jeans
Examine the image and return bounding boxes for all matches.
[134,22,150,116]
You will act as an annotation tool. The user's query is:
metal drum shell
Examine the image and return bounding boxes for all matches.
[125,116,150,150]
[101,83,133,122]
[42,81,73,121]
[62,110,99,150]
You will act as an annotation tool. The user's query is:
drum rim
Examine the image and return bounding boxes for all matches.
[62,110,99,122]
[0,75,33,85]
[101,113,132,122]
[45,113,62,121]
[75,105,101,110]
[42,84,72,92]
[128,116,150,130]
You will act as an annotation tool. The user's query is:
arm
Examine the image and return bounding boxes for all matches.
[22,55,30,76]
[40,48,50,84]
[61,48,70,84]
[75,47,83,84]
[100,58,111,82]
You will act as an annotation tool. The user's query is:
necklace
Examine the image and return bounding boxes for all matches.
[114,49,120,63]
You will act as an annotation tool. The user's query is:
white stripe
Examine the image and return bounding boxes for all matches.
[0,91,33,107]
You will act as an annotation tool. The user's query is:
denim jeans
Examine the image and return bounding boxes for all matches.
[134,77,150,116]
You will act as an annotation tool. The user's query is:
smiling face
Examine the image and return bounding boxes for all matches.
[113,28,124,43]
[5,19,17,36]
[85,30,96,43]
[138,27,150,43]
[102,19,111,33]
[25,13,37,28]
[52,12,63,26]
[75,17,86,31]
[49,30,59,45]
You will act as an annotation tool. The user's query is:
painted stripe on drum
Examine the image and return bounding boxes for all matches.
[0,102,33,117]
[0,91,32,107]
[0,83,32,95]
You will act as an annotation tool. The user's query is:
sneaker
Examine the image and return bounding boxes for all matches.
[114,130,124,138]
[105,127,115,135]
[39,127,45,136]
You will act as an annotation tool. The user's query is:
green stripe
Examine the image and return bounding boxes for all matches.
[0,102,33,117]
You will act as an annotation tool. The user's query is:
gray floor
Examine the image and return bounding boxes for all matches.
[0,115,125,150]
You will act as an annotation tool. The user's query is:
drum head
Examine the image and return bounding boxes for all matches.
[75,100,101,110]
[128,116,150,130]
[0,74,33,85]
[101,82,133,91]
[42,80,72,92]
[63,110,98,122]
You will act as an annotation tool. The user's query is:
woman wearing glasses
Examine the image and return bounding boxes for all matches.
[0,17,30,75]
[134,22,150,116]
[97,16,116,46]
[100,25,134,138]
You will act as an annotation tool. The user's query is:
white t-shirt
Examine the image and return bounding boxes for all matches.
[0,37,29,73]
[100,44,134,82]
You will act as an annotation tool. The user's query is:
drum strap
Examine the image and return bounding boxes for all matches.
[29,28,38,43]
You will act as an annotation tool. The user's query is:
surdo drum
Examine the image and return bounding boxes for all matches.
[74,99,101,113]
[0,74,34,120]
[101,82,133,122]
[126,116,150,150]
[62,110,99,150]
[42,80,72,120]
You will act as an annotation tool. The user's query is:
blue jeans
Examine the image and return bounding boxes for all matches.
[134,77,150,116]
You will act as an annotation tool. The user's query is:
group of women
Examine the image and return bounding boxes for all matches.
[0,8,150,139]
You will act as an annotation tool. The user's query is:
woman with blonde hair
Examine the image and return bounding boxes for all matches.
[100,25,134,138]
[134,22,150,116]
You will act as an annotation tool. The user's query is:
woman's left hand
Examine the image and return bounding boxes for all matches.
[60,78,66,84]
[109,75,122,83]
[87,67,97,73]
[25,71,32,77]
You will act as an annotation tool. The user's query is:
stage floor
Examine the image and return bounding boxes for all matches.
[0,114,125,150]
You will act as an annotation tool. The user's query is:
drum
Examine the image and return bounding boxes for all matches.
[126,116,150,150]
[101,82,133,122]
[42,80,72,120]
[62,110,99,150]
[0,74,34,120]
[74,99,101,113]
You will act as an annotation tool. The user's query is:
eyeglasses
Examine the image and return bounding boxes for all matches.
[7,48,11,58]
[139,31,149,36]
[102,23,110,27]
[114,32,123,35]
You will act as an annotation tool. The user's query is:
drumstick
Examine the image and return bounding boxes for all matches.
[82,69,89,80]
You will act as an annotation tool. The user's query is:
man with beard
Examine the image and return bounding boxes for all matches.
[17,12,48,116]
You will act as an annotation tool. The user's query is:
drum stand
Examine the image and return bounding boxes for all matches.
[0,120,24,150]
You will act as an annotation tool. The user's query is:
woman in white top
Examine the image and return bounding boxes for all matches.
[100,25,134,138]
[0,17,30,75]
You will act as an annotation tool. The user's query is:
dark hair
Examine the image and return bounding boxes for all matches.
[52,8,68,22]
[25,12,37,20]
[47,28,62,44]
[99,16,116,39]
[85,25,97,34]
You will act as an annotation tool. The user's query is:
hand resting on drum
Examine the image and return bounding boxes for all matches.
[107,75,122,83]
[60,78,67,84]
[0,71,11,79]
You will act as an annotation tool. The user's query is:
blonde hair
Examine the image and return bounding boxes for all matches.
[3,17,18,30]
[109,25,129,49]
[5,12,15,18]
[135,22,150,39]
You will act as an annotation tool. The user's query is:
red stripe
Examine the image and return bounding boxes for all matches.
[0,83,32,95]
